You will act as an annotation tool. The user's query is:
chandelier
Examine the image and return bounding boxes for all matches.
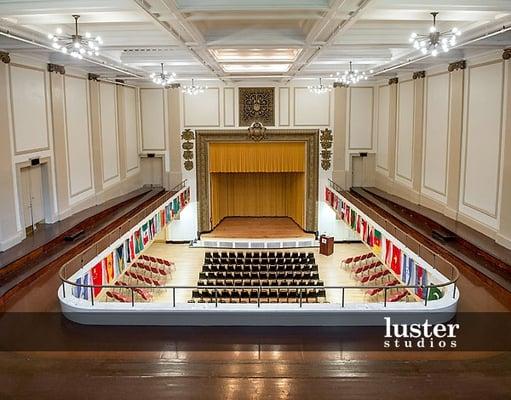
[47,15,102,59]
[335,61,367,85]
[409,12,461,56]
[150,63,176,86]
[182,78,208,95]
[307,77,332,94]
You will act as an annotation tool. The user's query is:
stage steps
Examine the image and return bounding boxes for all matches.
[192,238,318,249]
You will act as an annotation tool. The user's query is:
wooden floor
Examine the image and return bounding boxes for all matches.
[1,242,511,398]
[203,217,314,239]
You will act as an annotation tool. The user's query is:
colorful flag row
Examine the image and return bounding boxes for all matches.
[73,187,191,300]
[325,187,441,300]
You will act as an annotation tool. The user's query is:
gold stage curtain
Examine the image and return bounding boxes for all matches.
[209,142,305,173]
[210,172,305,228]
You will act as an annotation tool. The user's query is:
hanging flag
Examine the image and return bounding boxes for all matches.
[82,272,90,300]
[124,238,131,263]
[325,187,332,204]
[91,261,103,297]
[428,286,443,301]
[135,229,144,253]
[401,253,415,285]
[166,204,171,222]
[391,245,402,274]
[115,244,125,275]
[105,253,114,283]
[129,235,136,260]
[384,238,392,266]
[142,223,150,246]
[350,209,357,230]
[415,265,428,299]
[368,226,374,247]
[373,229,382,255]
[73,277,82,299]
[356,215,362,234]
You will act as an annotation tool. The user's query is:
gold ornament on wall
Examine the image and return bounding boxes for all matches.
[181,129,195,171]
[239,87,275,126]
[320,128,333,171]
[247,122,267,142]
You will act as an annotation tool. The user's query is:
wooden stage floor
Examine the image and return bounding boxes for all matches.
[202,217,314,239]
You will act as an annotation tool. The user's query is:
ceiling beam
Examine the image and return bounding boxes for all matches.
[287,0,374,80]
[133,0,225,79]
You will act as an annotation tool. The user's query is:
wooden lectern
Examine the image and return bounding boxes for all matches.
[319,235,334,256]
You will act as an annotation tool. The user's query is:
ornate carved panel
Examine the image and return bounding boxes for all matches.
[0,51,10,64]
[47,63,65,75]
[320,128,333,171]
[181,129,195,171]
[413,71,426,80]
[239,87,275,126]
[448,60,466,72]
[196,129,319,233]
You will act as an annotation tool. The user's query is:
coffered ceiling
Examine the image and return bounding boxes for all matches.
[1,0,511,84]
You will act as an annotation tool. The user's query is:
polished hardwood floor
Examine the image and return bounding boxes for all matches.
[202,217,314,239]
[1,200,511,398]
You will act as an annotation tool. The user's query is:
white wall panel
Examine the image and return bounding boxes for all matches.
[99,83,119,183]
[395,80,414,184]
[279,87,290,126]
[10,66,49,154]
[223,88,234,127]
[124,87,139,172]
[422,73,449,201]
[64,76,93,197]
[460,61,504,224]
[349,87,373,150]
[293,88,330,126]
[183,88,220,127]
[376,85,389,172]
[140,89,165,151]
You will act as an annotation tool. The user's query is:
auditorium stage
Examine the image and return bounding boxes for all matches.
[202,217,314,239]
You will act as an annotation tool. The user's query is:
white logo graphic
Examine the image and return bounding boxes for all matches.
[383,317,459,349]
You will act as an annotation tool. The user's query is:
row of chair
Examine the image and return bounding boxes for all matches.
[341,252,375,269]
[203,263,319,273]
[190,287,326,303]
[199,270,320,280]
[206,251,314,259]
[198,278,324,287]
[205,257,314,265]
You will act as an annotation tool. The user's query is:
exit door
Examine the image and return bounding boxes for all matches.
[20,165,45,232]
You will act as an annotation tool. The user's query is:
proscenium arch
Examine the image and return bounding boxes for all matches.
[195,129,319,233]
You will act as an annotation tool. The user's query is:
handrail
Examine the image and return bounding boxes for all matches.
[58,262,459,308]
[169,179,187,194]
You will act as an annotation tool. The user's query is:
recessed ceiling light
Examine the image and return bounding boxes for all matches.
[210,48,301,62]
[222,64,291,73]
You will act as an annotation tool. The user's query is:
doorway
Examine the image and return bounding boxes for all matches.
[19,164,46,234]
[141,156,164,187]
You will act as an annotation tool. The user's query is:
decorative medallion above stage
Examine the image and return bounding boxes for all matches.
[239,87,275,126]
[196,129,319,233]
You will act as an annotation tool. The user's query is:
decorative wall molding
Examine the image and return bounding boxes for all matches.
[168,83,181,89]
[448,60,466,72]
[320,128,333,170]
[88,73,100,81]
[181,129,195,171]
[503,48,511,60]
[388,77,399,85]
[0,51,10,64]
[47,63,65,75]
[239,87,275,126]
[413,71,426,80]
[195,129,319,232]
